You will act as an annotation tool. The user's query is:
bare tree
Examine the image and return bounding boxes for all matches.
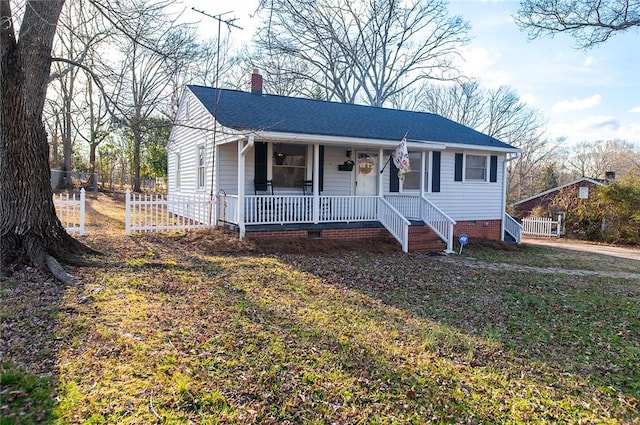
[109,0,198,192]
[515,0,640,49]
[418,80,556,201]
[565,139,640,179]
[254,0,469,106]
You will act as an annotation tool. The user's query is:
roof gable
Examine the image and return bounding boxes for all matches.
[187,85,517,151]
[511,177,605,206]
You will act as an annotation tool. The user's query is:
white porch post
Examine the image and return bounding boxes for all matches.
[378,147,384,197]
[313,143,320,223]
[238,136,251,238]
[420,151,426,196]
[501,154,507,241]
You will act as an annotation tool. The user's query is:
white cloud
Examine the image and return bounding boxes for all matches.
[520,93,537,106]
[546,114,640,144]
[629,106,640,113]
[457,47,512,88]
[552,95,601,114]
[583,57,593,67]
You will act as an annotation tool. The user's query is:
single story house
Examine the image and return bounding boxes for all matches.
[167,70,521,252]
[511,176,607,220]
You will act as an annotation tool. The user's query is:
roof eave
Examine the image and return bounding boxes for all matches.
[252,130,449,150]
[511,177,604,206]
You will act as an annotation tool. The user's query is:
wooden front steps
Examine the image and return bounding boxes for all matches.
[408,224,446,253]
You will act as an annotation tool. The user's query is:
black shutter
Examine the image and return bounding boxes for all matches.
[454,153,463,182]
[389,155,399,192]
[254,142,267,183]
[490,155,498,183]
[319,145,325,192]
[431,151,441,192]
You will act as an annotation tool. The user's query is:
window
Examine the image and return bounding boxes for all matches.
[272,144,306,188]
[465,155,487,181]
[197,146,205,189]
[402,152,422,191]
[579,186,589,199]
[175,153,181,189]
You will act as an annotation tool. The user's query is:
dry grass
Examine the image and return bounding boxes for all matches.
[1,192,638,424]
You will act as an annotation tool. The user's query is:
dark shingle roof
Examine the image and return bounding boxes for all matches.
[187,85,517,150]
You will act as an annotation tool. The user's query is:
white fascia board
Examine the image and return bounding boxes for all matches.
[444,142,521,154]
[213,124,246,144]
[253,131,447,151]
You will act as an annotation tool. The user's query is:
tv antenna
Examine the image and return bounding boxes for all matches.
[191,8,243,224]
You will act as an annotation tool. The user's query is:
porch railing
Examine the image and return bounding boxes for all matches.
[378,197,410,253]
[244,195,314,224]
[418,196,456,253]
[504,213,523,243]
[319,196,378,222]
[385,194,456,252]
[218,193,239,224]
[243,195,379,225]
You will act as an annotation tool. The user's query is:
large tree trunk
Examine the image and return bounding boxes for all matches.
[1,0,91,280]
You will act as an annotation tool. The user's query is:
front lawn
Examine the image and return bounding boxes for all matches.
[1,230,638,423]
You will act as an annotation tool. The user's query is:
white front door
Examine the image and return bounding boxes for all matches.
[355,151,378,196]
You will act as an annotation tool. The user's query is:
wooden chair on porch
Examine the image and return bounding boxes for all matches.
[302,180,313,196]
[253,179,277,222]
[254,179,273,195]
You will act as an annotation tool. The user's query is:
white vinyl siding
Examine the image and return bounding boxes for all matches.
[322,146,353,195]
[167,89,217,196]
[427,150,504,221]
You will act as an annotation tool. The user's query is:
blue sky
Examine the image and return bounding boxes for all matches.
[187,0,639,145]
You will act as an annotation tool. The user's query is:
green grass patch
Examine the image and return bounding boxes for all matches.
[0,362,55,424]
[3,237,639,423]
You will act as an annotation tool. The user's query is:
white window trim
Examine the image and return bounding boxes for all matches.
[400,151,431,193]
[197,145,206,190]
[268,142,309,193]
[175,153,181,189]
[463,154,489,183]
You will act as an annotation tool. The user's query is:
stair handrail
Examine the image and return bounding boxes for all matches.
[504,213,523,242]
[377,197,410,253]
[419,195,456,253]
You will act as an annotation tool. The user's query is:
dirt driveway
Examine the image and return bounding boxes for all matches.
[523,237,640,262]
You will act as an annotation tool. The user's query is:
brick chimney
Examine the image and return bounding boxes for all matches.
[251,69,263,94]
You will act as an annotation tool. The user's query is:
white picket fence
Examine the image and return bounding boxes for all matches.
[522,215,562,237]
[54,189,85,235]
[125,190,214,234]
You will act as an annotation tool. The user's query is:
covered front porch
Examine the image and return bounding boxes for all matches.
[217,192,456,253]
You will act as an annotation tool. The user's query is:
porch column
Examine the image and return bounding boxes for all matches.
[238,136,251,238]
[313,143,320,224]
[377,147,384,197]
[420,151,426,196]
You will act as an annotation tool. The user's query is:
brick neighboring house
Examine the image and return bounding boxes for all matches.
[511,177,608,225]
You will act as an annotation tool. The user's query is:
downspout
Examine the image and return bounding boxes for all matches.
[238,135,254,238]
